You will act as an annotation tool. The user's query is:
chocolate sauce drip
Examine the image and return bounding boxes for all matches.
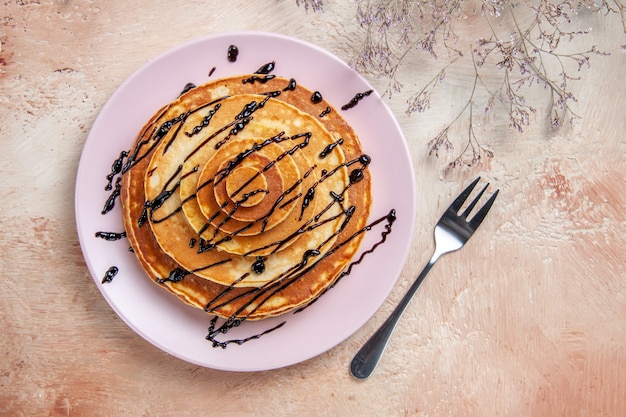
[149,164,183,218]
[349,154,371,184]
[138,201,150,227]
[148,165,199,224]
[312,155,370,223]
[349,169,364,184]
[319,107,331,117]
[263,90,282,98]
[237,100,260,119]
[157,267,188,284]
[121,113,168,174]
[254,61,275,74]
[202,190,269,243]
[105,150,128,191]
[209,67,216,77]
[180,83,196,96]
[101,266,119,284]
[95,231,126,241]
[278,166,314,211]
[227,45,239,62]
[156,115,181,140]
[212,95,273,150]
[337,209,396,280]
[319,138,343,158]
[192,258,232,274]
[186,103,221,137]
[283,78,296,91]
[195,200,228,242]
[206,316,286,348]
[251,257,266,274]
[242,75,276,84]
[295,209,397,313]
[198,238,215,253]
[299,187,315,221]
[330,190,343,203]
[341,89,374,110]
[203,272,255,313]
[311,91,323,104]
[102,177,122,215]
[299,249,320,268]
[120,133,155,176]
[162,112,190,154]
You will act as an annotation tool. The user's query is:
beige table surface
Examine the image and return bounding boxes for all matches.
[1,1,625,416]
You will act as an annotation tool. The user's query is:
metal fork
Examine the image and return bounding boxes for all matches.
[350,177,499,379]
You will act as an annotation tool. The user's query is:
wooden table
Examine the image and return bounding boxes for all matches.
[2,1,624,415]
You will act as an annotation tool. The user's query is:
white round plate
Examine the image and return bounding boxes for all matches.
[75,31,416,372]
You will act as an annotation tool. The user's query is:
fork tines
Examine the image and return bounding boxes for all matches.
[452,177,499,228]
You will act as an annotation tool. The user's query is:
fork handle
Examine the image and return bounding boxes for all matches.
[350,257,437,379]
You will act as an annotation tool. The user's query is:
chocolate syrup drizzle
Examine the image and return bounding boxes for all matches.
[98,49,396,348]
[319,106,331,117]
[311,91,323,104]
[105,150,128,191]
[102,177,122,215]
[101,266,119,284]
[227,45,239,62]
[207,315,286,348]
[95,231,126,241]
[341,89,374,110]
[179,83,196,96]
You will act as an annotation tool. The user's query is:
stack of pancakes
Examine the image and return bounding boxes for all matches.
[121,74,372,320]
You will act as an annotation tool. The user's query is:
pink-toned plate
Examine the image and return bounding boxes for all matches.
[75,31,416,372]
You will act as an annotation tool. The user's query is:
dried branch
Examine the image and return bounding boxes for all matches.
[296,0,626,167]
[296,0,324,13]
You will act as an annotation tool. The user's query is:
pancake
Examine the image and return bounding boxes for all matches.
[121,74,372,320]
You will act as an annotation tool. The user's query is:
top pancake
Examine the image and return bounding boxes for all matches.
[121,74,372,320]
